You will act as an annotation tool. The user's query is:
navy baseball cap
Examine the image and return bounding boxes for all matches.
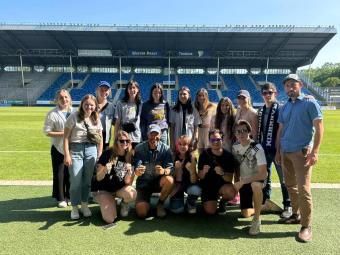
[97,81,111,88]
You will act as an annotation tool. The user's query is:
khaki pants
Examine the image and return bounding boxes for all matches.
[281,150,312,227]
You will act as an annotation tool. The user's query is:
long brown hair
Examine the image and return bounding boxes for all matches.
[215,97,235,139]
[109,130,133,164]
[194,88,214,116]
[77,94,99,125]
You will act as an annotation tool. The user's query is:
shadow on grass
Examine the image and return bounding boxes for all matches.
[0,196,101,230]
[0,196,296,239]
[122,208,296,240]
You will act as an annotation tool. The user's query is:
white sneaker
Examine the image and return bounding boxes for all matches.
[281,206,293,218]
[120,202,129,217]
[187,207,197,214]
[80,203,92,217]
[71,206,80,220]
[249,218,261,236]
[58,201,67,208]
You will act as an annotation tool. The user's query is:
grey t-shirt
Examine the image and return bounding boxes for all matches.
[115,100,141,143]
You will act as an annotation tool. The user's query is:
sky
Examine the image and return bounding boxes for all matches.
[0,0,339,69]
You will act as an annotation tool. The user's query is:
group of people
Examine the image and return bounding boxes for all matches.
[43,73,323,242]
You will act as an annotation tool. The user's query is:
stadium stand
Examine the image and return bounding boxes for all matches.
[0,24,336,105]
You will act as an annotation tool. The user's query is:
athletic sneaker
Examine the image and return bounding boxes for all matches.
[80,203,92,217]
[278,213,301,224]
[70,206,80,220]
[249,218,261,236]
[57,201,67,208]
[217,199,227,215]
[281,206,293,218]
[120,202,129,217]
[187,207,197,214]
[156,203,167,218]
[227,194,240,206]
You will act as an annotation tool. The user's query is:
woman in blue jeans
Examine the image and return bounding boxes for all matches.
[169,135,201,214]
[64,94,103,220]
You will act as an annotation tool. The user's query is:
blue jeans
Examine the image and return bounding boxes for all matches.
[263,151,291,207]
[68,143,97,206]
[170,184,201,213]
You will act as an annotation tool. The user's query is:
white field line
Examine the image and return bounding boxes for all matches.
[0,151,49,153]
[0,180,339,188]
[0,151,339,156]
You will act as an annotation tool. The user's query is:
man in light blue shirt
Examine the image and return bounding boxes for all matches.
[275,74,323,243]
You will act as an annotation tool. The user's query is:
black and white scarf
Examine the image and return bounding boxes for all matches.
[257,102,279,151]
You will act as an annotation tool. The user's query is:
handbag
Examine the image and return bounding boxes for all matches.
[84,121,102,144]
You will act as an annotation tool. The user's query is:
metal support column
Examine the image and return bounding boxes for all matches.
[69,54,74,89]
[265,57,269,83]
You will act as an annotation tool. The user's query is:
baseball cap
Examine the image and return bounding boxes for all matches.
[97,80,111,88]
[237,90,250,98]
[148,124,161,134]
[283,74,302,84]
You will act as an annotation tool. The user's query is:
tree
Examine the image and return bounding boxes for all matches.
[322,77,340,87]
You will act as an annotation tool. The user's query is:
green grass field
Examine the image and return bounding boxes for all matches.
[0,107,339,255]
[0,186,339,255]
[0,107,339,182]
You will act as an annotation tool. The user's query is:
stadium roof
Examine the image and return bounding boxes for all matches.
[0,23,337,70]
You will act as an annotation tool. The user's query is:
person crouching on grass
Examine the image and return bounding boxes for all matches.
[91,130,137,224]
[232,120,267,235]
[169,135,201,214]
[198,129,238,215]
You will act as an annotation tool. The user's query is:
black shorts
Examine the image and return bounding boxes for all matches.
[200,179,232,202]
[239,182,265,209]
[136,177,163,203]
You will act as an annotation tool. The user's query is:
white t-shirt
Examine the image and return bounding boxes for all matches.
[232,140,267,178]
[65,112,103,143]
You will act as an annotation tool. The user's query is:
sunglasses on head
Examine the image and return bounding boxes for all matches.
[262,91,275,96]
[209,138,222,143]
[235,128,249,135]
[118,139,130,144]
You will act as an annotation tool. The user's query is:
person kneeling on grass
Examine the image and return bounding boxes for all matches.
[133,124,174,219]
[169,135,201,214]
[198,129,238,215]
[232,120,267,236]
[91,131,137,224]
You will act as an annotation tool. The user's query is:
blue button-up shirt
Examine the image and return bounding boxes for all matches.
[278,94,322,153]
[133,141,173,188]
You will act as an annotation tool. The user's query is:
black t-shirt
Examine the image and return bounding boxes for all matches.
[198,148,238,186]
[91,150,129,192]
[175,154,195,189]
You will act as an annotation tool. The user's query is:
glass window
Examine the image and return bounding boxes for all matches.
[4,66,31,72]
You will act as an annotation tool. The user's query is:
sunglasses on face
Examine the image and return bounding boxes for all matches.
[237,96,246,100]
[118,139,130,144]
[235,128,249,135]
[262,91,275,96]
[209,138,222,143]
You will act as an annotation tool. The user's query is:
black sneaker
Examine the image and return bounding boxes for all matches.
[218,199,227,215]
